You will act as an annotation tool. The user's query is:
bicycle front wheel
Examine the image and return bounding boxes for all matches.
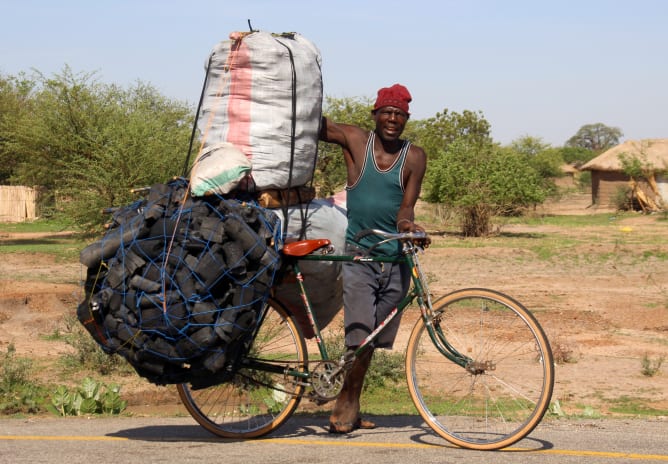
[406,288,554,450]
[177,298,307,438]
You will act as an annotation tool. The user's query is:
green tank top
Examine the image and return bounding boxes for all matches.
[346,132,411,256]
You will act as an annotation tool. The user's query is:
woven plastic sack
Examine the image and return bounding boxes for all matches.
[198,30,323,190]
[189,142,251,196]
[272,197,347,337]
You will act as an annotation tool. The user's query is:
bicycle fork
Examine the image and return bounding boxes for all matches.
[408,248,473,370]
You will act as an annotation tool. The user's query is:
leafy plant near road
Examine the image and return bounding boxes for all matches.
[47,377,127,416]
[1,344,127,416]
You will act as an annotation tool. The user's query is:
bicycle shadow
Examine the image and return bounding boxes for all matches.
[107,414,554,452]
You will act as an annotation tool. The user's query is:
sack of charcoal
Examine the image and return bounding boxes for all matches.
[77,177,282,388]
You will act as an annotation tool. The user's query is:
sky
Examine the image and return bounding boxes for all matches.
[1,0,667,146]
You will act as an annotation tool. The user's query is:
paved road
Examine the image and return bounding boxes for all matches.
[1,416,667,463]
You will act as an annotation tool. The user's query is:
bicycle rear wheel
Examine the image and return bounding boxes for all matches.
[406,288,554,450]
[177,298,307,438]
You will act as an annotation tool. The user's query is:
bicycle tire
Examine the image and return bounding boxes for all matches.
[405,288,554,450]
[177,297,307,438]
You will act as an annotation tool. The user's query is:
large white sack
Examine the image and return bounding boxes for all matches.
[198,31,323,190]
[272,198,347,334]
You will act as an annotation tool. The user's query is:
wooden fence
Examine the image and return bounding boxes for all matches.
[0,185,39,222]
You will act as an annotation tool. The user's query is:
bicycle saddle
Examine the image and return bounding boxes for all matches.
[282,239,332,256]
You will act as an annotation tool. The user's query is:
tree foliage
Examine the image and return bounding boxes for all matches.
[0,73,37,183]
[425,140,548,236]
[418,116,550,236]
[409,109,493,159]
[510,135,550,158]
[510,135,563,182]
[2,73,576,235]
[566,123,622,152]
[558,145,596,166]
[1,67,194,230]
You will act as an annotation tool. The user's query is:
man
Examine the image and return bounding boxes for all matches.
[319,83,428,433]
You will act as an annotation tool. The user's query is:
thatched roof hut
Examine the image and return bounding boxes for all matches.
[580,139,668,172]
[579,139,668,211]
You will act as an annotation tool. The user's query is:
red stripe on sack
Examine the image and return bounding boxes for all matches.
[227,39,252,160]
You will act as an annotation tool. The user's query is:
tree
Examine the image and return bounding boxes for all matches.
[566,123,622,152]
[510,135,562,183]
[510,135,550,158]
[558,146,596,166]
[409,109,493,160]
[0,72,36,183]
[5,67,194,230]
[425,140,548,236]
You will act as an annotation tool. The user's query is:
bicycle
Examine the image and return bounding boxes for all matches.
[177,229,555,450]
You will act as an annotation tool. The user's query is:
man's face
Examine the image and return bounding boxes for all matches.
[373,106,409,141]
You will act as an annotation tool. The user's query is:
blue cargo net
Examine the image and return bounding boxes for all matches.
[78,178,283,387]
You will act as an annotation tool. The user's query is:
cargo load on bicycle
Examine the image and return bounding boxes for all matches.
[77,29,345,386]
[78,178,283,387]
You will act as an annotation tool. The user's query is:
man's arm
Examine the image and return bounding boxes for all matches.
[397,145,427,233]
[319,117,369,181]
[320,116,369,147]
[319,116,347,146]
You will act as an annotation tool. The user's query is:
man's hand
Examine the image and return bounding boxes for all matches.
[398,220,431,248]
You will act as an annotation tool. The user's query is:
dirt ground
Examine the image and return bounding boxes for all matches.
[1,194,667,418]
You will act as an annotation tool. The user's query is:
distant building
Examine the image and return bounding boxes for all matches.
[579,139,668,211]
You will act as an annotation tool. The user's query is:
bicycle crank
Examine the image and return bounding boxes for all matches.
[310,361,345,401]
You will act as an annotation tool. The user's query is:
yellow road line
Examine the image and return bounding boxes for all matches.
[2,435,667,461]
[259,438,668,460]
[1,435,128,442]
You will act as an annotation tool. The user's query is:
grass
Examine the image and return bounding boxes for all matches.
[0,219,86,261]
[505,212,625,227]
[361,384,417,416]
[425,211,668,273]
[0,218,73,234]
[0,238,83,261]
[607,396,668,417]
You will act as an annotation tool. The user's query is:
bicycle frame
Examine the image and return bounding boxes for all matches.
[262,237,473,388]
[178,229,555,448]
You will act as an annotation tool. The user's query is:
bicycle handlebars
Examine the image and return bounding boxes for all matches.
[352,229,429,255]
[352,228,428,243]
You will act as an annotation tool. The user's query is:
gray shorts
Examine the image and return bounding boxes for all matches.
[342,244,411,349]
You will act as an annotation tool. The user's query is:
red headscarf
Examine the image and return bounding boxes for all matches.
[373,84,412,115]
